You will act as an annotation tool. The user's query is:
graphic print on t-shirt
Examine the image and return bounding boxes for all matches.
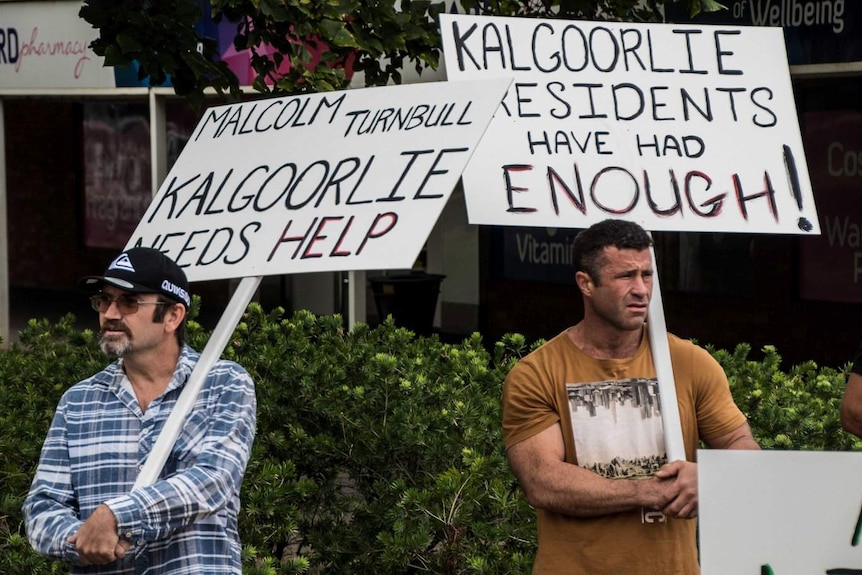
[567,378,667,479]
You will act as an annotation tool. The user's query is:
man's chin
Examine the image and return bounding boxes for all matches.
[619,318,647,332]
[100,336,132,357]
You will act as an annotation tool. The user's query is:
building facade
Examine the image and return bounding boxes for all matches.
[2,0,861,368]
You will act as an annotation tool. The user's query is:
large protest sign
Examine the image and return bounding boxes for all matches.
[439,14,819,235]
[127,78,511,282]
[127,79,510,488]
[699,449,862,575]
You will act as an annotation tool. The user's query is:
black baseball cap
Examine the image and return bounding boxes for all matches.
[78,247,191,309]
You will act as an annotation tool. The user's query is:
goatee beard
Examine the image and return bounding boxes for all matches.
[100,322,132,357]
[100,335,133,357]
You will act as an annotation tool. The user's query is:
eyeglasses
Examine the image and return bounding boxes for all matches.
[90,294,171,315]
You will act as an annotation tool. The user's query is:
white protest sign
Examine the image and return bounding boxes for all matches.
[127,78,511,282]
[699,449,862,575]
[127,80,509,489]
[439,14,819,235]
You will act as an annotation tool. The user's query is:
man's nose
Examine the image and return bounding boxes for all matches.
[632,274,651,296]
[103,300,124,319]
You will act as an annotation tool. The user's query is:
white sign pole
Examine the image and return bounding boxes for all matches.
[132,275,262,490]
[648,242,685,462]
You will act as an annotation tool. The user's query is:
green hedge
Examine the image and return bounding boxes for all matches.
[1,304,859,574]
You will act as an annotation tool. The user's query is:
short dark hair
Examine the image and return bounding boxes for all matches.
[572,219,652,282]
[152,295,187,345]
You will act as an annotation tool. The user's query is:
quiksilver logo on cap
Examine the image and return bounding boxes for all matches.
[162,280,190,307]
[109,254,136,272]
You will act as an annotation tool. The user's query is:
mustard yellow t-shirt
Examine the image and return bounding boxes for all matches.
[502,328,747,575]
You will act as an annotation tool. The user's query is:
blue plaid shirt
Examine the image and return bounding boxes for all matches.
[23,345,257,574]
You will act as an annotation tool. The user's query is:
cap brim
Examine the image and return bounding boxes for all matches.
[77,275,153,294]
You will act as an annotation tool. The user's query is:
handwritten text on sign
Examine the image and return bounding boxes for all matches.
[127,79,510,282]
[439,14,819,235]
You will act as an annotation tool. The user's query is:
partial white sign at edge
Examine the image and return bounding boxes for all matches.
[698,449,862,575]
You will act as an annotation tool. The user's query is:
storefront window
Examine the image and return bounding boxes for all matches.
[82,99,198,249]
[796,78,862,303]
[653,232,756,297]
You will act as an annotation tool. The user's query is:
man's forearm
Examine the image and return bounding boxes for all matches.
[707,421,760,451]
[510,450,678,517]
[725,434,761,450]
[841,373,862,438]
[23,491,82,560]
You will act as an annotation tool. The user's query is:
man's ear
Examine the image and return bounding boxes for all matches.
[165,304,186,333]
[575,271,593,296]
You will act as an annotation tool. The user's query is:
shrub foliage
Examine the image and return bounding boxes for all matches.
[1,305,858,573]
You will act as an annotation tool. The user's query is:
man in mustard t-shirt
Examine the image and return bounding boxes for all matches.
[502,219,760,574]
[841,345,862,438]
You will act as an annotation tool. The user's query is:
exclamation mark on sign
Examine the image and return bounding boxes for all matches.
[783,145,814,232]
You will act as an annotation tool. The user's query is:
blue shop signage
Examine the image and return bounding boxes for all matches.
[494,227,579,285]
[665,1,858,65]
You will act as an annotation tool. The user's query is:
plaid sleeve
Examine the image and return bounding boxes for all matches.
[108,362,256,544]
[22,401,83,562]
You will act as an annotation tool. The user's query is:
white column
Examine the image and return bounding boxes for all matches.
[347,270,366,328]
[149,89,167,194]
[426,206,445,329]
[293,273,336,315]
[0,100,9,348]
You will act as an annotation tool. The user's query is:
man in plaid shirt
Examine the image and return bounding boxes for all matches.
[23,247,257,574]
